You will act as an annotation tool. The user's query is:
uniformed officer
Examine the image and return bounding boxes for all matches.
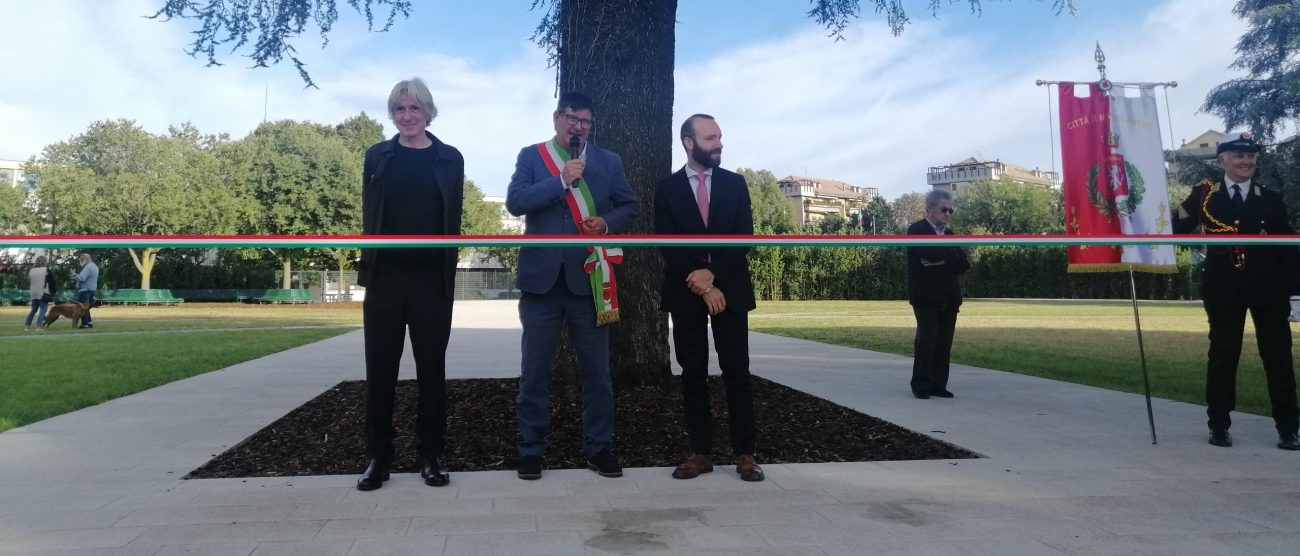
[1173,131,1300,451]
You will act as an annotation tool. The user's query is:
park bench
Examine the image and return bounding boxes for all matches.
[255,289,317,304]
[97,289,184,306]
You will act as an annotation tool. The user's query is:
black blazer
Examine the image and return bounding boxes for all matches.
[654,167,756,314]
[1173,179,1300,305]
[357,132,465,297]
[906,219,969,307]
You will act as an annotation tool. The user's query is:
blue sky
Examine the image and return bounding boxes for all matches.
[0,0,1253,199]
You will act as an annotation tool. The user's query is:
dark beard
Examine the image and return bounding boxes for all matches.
[691,142,721,169]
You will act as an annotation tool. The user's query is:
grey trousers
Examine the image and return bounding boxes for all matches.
[516,280,613,458]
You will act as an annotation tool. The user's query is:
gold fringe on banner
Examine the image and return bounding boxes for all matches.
[596,310,620,326]
[1067,263,1180,274]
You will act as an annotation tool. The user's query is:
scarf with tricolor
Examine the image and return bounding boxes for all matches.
[536,138,623,325]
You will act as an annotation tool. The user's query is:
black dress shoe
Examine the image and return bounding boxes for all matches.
[356,459,390,491]
[931,390,955,398]
[1208,429,1233,447]
[517,455,544,480]
[913,392,930,399]
[586,448,623,478]
[421,458,450,487]
[1279,433,1300,451]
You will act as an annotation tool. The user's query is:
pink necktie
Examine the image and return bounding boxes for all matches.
[695,173,709,227]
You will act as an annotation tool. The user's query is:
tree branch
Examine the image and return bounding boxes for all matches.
[147,0,412,88]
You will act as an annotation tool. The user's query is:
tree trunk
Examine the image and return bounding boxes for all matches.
[127,247,158,289]
[333,249,350,301]
[559,0,676,387]
[281,255,292,289]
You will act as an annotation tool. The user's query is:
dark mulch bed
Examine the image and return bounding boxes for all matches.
[188,376,977,478]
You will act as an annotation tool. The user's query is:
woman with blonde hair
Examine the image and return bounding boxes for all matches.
[24,256,52,331]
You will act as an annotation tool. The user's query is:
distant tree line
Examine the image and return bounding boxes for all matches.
[3,116,508,291]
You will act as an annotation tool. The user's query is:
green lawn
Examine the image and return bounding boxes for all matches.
[0,304,361,431]
[1,302,363,336]
[2,299,1291,431]
[751,299,1294,417]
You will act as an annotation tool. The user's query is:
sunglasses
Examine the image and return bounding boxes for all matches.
[939,207,955,214]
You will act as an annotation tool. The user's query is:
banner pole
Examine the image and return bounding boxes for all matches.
[1129,268,1158,444]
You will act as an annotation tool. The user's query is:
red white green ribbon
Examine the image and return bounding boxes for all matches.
[5,235,1300,249]
[536,138,622,325]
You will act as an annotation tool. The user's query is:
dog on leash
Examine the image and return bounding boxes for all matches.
[43,300,102,329]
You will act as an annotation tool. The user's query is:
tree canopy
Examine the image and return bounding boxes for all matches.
[951,179,1063,234]
[150,0,1076,87]
[32,120,245,288]
[1202,0,1300,141]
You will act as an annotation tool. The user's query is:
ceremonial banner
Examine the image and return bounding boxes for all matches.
[1060,83,1177,272]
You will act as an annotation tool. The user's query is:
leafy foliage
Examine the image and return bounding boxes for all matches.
[335,112,385,156]
[1203,1,1300,140]
[151,0,1077,85]
[149,0,413,87]
[31,120,247,288]
[951,178,1064,234]
[0,178,34,237]
[889,191,925,233]
[736,167,795,234]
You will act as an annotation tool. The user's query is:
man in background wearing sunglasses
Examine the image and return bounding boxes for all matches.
[906,189,969,399]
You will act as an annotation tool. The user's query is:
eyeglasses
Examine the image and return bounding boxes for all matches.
[939,207,955,214]
[561,113,594,129]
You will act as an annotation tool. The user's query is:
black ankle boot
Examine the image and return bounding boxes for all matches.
[421,458,450,487]
[356,459,391,491]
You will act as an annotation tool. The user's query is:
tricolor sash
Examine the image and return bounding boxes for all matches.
[536,138,623,325]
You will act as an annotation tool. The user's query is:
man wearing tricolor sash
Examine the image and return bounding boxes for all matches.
[505,92,640,480]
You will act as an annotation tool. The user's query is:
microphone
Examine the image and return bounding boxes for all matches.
[568,135,582,187]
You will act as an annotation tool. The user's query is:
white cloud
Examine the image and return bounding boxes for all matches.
[0,0,1252,201]
[0,0,557,194]
[671,0,1247,199]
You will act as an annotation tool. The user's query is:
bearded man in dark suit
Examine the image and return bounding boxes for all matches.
[655,114,763,482]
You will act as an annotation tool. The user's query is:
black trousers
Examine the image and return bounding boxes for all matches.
[910,303,958,395]
[363,267,453,461]
[1204,299,1299,435]
[670,309,756,456]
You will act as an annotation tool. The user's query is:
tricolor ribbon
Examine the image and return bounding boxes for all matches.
[536,138,622,325]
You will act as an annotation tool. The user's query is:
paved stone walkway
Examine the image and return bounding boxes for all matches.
[1,300,1298,555]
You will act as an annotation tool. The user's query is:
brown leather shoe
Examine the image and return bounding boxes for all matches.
[735,454,765,482]
[671,454,713,479]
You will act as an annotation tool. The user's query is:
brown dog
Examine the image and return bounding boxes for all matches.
[43,301,102,329]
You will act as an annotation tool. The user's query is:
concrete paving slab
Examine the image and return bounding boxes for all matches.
[152,543,255,556]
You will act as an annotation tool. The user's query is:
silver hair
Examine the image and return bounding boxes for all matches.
[387,77,437,126]
[924,188,953,208]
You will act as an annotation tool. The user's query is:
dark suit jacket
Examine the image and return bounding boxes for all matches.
[357,132,464,297]
[505,142,640,296]
[906,219,969,307]
[654,167,756,314]
[1173,179,1300,305]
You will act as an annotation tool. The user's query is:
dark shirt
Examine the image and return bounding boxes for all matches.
[377,142,445,271]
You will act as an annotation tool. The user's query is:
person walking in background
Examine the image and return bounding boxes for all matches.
[907,189,969,399]
[354,77,465,491]
[655,114,764,482]
[1172,131,1300,451]
[24,256,52,331]
[70,252,98,329]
